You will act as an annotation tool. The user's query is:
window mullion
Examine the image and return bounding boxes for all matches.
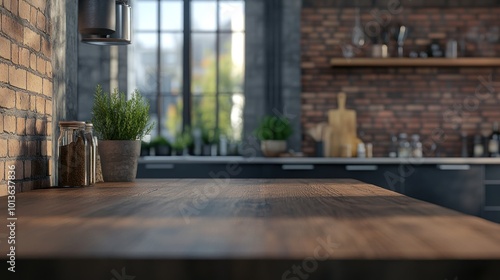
[215,0,220,133]
[182,0,192,131]
[156,0,162,136]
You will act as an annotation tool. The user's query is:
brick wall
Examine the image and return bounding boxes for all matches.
[0,0,52,196]
[301,1,500,157]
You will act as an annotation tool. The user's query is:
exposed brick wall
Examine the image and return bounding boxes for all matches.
[0,0,52,196]
[301,1,500,157]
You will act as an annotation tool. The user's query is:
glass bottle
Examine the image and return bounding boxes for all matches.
[489,122,500,157]
[473,135,484,158]
[58,121,87,187]
[389,134,398,158]
[398,133,410,158]
[411,134,423,158]
[85,123,96,185]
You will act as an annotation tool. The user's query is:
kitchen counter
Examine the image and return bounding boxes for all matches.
[2,179,500,279]
[139,156,500,165]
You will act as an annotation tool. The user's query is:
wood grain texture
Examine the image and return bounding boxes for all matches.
[2,179,500,261]
[330,57,500,67]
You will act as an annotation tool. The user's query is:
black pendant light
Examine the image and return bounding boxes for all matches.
[78,0,131,46]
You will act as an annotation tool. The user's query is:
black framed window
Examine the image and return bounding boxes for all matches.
[130,0,245,142]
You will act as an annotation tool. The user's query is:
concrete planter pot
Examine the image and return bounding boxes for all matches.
[98,140,140,182]
[260,140,287,157]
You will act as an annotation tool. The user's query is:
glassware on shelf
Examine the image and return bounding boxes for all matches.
[411,134,423,158]
[352,8,365,48]
[84,123,96,185]
[389,134,398,158]
[473,135,484,158]
[58,121,88,187]
[398,133,411,158]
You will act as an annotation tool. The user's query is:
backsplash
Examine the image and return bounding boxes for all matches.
[301,2,500,157]
[0,0,53,195]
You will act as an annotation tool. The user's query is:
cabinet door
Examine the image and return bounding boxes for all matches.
[137,163,264,178]
[403,165,483,216]
[341,165,404,193]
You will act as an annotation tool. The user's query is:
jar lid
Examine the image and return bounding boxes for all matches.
[59,121,86,128]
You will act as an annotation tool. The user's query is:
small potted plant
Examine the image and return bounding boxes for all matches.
[150,135,171,156]
[171,130,193,156]
[201,128,219,156]
[91,85,154,181]
[254,115,293,157]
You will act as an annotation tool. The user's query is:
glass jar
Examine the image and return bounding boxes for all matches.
[58,121,88,187]
[398,133,411,158]
[85,123,96,185]
[411,134,423,158]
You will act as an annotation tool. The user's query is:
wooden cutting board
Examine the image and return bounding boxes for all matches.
[328,93,357,157]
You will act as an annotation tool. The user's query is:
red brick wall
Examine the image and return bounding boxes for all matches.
[0,0,52,196]
[301,2,500,157]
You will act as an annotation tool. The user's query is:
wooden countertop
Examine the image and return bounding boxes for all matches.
[2,179,500,279]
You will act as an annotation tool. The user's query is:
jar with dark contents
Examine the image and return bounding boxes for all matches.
[58,121,88,187]
[85,123,96,185]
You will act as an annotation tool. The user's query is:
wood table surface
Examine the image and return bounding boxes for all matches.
[1,179,500,280]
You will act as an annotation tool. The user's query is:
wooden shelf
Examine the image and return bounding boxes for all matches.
[330,57,500,67]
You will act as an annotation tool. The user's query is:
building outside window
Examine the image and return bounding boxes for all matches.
[129,0,245,144]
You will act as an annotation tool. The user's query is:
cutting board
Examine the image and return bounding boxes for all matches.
[328,93,358,157]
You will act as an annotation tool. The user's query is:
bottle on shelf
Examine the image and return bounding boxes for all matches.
[398,133,411,158]
[411,134,423,158]
[473,135,484,158]
[389,134,398,158]
[357,142,366,158]
[488,122,500,157]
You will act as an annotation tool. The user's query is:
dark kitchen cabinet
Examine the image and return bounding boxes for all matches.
[137,163,264,179]
[136,160,500,223]
[483,165,500,223]
[402,164,483,216]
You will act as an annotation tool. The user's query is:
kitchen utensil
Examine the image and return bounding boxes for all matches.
[352,8,365,47]
[307,122,328,142]
[327,93,358,157]
[397,25,408,57]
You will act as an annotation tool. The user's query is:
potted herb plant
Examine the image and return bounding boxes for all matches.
[255,115,293,157]
[202,128,219,156]
[91,85,154,181]
[171,130,193,156]
[150,135,171,156]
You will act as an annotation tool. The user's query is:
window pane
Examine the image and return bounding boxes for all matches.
[191,33,216,94]
[192,94,217,131]
[219,33,245,92]
[135,1,158,31]
[161,33,183,94]
[161,1,183,31]
[133,33,158,94]
[191,1,217,31]
[219,93,244,141]
[219,2,244,32]
[163,94,183,138]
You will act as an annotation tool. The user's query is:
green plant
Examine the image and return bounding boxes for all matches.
[91,85,154,140]
[254,115,293,140]
[201,128,220,145]
[172,130,193,151]
[150,136,170,147]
